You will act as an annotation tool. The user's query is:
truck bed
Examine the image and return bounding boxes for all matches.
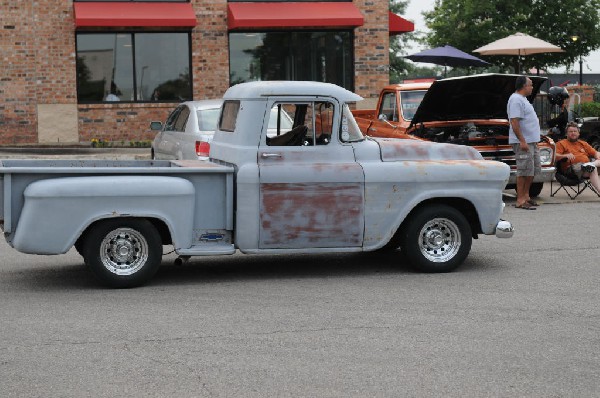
[0,159,234,239]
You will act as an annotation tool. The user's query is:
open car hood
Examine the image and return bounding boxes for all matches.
[410,73,547,125]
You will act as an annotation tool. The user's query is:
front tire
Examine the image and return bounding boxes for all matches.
[83,218,162,288]
[400,205,472,273]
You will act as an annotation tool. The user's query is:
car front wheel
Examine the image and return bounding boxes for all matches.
[400,205,472,273]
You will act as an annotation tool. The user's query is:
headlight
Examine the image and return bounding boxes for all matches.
[539,147,553,166]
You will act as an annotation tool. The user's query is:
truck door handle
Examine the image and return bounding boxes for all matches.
[368,127,378,132]
[261,153,282,159]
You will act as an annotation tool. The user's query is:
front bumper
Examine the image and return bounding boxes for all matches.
[495,219,514,238]
[507,166,555,185]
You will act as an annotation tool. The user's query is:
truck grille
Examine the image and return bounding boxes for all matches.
[479,148,516,167]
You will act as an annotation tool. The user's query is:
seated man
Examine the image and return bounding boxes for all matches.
[555,122,600,192]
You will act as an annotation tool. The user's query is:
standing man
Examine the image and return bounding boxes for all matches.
[508,76,541,210]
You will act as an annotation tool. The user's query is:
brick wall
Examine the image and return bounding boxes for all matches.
[1,1,38,145]
[1,0,388,145]
[353,0,390,102]
[569,85,595,103]
[192,1,230,100]
[78,104,175,143]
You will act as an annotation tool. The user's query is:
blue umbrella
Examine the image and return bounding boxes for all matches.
[405,45,491,76]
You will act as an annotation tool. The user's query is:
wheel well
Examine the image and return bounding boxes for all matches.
[76,216,172,248]
[401,198,482,237]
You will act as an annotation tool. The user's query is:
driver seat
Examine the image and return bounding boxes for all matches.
[266,125,308,146]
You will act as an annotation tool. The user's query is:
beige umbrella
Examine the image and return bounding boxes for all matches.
[474,32,564,72]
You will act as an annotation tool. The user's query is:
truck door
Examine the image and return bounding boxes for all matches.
[258,99,365,249]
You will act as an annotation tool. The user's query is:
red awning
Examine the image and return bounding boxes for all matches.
[227,2,364,30]
[389,12,414,35]
[74,2,197,28]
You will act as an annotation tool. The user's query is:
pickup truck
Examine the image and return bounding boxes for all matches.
[0,81,513,288]
[353,74,556,198]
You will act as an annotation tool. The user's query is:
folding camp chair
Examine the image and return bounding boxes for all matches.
[550,158,600,200]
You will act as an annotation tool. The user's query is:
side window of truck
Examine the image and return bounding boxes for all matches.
[380,92,398,122]
[266,101,334,146]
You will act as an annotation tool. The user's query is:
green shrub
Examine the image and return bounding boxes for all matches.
[580,102,600,118]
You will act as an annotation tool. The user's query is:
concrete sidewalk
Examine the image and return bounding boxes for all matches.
[504,181,600,205]
[0,147,151,160]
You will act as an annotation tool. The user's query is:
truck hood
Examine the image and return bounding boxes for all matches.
[373,138,483,161]
[410,73,547,125]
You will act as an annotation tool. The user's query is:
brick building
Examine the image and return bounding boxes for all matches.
[0,1,413,145]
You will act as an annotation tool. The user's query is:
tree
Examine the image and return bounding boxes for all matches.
[389,0,427,82]
[423,0,600,72]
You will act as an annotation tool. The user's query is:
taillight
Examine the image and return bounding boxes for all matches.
[196,141,210,157]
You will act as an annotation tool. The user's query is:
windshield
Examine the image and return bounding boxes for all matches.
[340,104,364,142]
[197,108,221,131]
[400,90,426,121]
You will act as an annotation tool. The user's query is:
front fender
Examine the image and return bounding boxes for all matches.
[361,160,510,250]
[12,176,195,254]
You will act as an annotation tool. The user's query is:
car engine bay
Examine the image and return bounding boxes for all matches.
[410,122,510,146]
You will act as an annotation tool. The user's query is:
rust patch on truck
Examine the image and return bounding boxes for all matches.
[260,183,363,248]
[377,139,482,161]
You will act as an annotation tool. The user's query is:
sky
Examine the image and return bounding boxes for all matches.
[402,0,600,74]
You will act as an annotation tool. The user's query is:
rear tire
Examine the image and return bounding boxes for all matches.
[588,136,600,153]
[400,205,472,273]
[528,182,544,198]
[83,218,162,288]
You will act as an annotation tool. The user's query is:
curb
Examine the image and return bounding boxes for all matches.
[0,147,150,155]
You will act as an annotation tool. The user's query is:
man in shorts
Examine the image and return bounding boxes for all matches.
[507,76,541,210]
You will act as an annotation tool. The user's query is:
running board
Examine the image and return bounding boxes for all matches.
[177,243,235,256]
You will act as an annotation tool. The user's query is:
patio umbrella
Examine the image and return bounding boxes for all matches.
[473,32,564,73]
[404,45,491,77]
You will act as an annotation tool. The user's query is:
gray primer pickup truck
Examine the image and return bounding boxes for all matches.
[0,81,513,288]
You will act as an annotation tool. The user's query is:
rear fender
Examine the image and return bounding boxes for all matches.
[12,176,195,254]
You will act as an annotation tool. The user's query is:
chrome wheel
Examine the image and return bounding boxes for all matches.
[99,227,149,275]
[417,218,461,263]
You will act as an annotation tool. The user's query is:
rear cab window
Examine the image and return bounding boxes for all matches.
[219,101,240,132]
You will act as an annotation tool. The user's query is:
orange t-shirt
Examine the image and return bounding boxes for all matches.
[555,139,597,171]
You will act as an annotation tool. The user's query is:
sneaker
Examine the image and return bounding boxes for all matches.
[582,162,596,173]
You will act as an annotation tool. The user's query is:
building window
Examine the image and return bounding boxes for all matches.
[227,1,352,2]
[74,1,188,2]
[76,32,192,103]
[229,31,353,91]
